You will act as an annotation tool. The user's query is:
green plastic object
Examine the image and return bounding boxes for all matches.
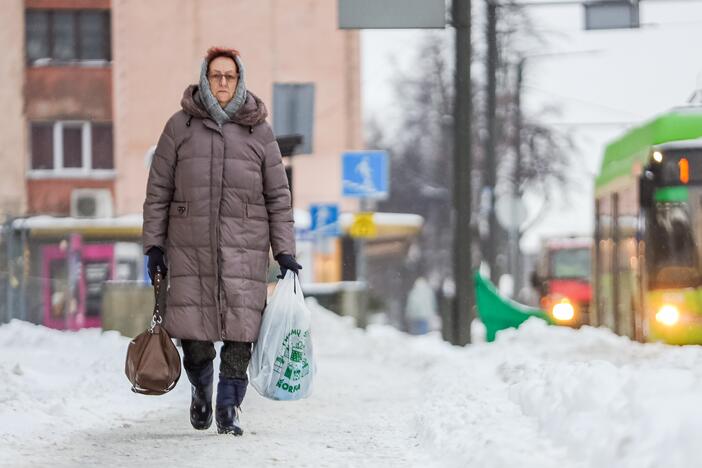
[474,272,553,342]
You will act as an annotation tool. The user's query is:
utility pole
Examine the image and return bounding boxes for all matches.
[452,0,473,346]
[512,58,525,295]
[484,0,499,284]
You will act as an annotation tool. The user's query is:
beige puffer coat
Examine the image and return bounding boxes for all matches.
[142,85,295,342]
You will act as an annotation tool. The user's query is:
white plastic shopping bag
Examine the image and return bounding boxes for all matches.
[249,271,315,400]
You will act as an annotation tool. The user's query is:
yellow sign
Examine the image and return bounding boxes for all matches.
[350,212,377,238]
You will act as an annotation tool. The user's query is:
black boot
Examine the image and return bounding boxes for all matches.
[185,362,214,430]
[215,375,248,436]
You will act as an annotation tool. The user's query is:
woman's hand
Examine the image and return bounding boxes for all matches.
[275,254,302,279]
[147,246,167,285]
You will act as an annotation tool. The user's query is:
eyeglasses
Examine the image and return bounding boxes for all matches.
[208,72,238,85]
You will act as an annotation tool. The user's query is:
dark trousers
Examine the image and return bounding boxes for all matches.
[181,340,252,380]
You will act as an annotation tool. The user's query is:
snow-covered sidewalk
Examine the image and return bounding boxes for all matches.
[2,301,702,468]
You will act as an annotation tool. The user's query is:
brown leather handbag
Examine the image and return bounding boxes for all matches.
[125,270,181,395]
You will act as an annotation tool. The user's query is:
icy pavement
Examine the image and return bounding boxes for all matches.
[2,302,702,468]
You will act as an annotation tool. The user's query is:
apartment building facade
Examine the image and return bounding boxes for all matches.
[0,0,362,219]
[0,0,363,328]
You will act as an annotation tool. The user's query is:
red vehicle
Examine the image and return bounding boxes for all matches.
[532,237,593,327]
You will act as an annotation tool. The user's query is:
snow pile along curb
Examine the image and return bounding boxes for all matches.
[498,319,702,468]
[0,320,189,444]
[3,306,702,468]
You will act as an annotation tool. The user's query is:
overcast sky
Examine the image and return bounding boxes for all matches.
[360,1,702,252]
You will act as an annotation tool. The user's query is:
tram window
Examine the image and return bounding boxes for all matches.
[650,202,700,288]
[662,160,679,184]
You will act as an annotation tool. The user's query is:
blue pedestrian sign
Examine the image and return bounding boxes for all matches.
[342,151,389,199]
[309,203,340,237]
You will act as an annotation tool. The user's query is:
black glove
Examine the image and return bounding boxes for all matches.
[146,246,167,285]
[276,254,302,279]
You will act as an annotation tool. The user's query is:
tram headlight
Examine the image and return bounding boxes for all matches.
[655,304,680,327]
[552,299,575,322]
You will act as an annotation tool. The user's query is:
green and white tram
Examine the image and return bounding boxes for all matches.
[594,107,702,344]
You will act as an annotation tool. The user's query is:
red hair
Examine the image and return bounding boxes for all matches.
[205,47,241,72]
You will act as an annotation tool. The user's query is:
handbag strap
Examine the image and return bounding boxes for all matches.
[148,269,164,333]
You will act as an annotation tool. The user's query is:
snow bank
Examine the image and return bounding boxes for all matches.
[339,310,702,468]
[3,303,702,468]
[0,303,372,448]
[0,320,188,445]
[498,320,702,468]
[307,299,580,468]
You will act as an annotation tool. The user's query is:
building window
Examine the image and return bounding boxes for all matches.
[25,10,49,61]
[25,9,111,65]
[53,11,77,61]
[79,11,109,60]
[62,124,83,168]
[29,122,114,177]
[91,123,114,170]
[30,123,54,170]
[273,83,315,155]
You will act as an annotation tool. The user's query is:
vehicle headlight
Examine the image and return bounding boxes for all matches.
[552,299,575,322]
[655,304,680,326]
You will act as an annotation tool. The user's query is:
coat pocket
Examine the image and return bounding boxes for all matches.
[246,203,268,221]
[169,201,189,217]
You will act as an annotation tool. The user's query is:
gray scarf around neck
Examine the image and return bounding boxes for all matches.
[198,55,247,127]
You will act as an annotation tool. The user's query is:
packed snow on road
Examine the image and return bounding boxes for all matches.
[2,300,702,468]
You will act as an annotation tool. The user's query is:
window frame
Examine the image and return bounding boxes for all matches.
[28,121,115,179]
[25,8,112,66]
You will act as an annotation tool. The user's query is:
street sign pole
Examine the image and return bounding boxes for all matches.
[342,150,388,329]
[356,199,370,329]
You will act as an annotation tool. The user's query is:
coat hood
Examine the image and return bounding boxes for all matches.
[180,84,269,127]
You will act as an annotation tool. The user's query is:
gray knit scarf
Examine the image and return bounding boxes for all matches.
[198,55,247,127]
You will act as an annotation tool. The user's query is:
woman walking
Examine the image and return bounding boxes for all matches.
[142,47,301,436]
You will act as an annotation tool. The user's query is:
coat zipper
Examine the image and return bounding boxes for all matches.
[217,218,223,340]
[208,121,224,341]
[217,128,226,340]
